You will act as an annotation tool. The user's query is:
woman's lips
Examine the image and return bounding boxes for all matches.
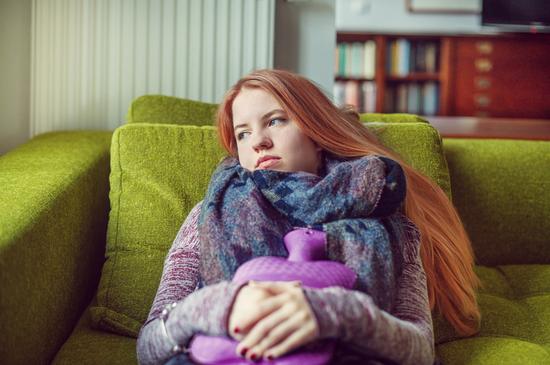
[257,158,281,169]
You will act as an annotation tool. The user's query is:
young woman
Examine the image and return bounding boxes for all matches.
[136,69,480,365]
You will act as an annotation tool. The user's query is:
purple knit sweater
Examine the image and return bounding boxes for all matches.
[136,202,435,365]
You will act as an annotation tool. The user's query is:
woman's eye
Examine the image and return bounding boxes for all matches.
[268,118,286,127]
[236,131,250,140]
[236,118,286,140]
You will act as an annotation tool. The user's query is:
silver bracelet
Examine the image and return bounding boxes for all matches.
[159,302,188,354]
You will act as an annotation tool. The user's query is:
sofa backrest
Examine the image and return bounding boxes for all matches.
[89,95,453,337]
[443,138,550,266]
[126,95,218,125]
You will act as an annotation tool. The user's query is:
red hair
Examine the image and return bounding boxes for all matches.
[216,69,481,336]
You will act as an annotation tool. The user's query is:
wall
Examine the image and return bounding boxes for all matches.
[30,0,275,136]
[275,0,335,95]
[0,0,336,152]
[0,0,31,155]
[336,0,495,34]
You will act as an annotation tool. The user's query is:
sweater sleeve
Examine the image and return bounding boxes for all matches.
[304,225,435,365]
[142,202,203,325]
[136,202,244,365]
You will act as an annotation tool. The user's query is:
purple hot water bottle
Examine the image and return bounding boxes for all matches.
[188,228,357,364]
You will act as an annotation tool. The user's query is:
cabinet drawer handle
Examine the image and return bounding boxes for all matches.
[475,77,491,89]
[474,94,491,107]
[476,41,493,54]
[475,58,493,72]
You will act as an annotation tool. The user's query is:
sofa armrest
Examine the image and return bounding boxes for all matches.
[0,131,112,365]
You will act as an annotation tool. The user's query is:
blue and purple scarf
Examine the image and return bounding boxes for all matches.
[197,154,408,311]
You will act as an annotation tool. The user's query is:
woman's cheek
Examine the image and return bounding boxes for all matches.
[237,147,255,171]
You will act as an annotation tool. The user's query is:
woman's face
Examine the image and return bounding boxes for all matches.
[232,87,321,175]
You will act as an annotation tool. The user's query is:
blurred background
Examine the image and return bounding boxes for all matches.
[1,0,549,154]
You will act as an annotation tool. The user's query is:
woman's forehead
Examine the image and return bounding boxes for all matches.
[232,88,283,124]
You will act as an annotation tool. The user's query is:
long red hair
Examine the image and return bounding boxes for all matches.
[216,69,481,336]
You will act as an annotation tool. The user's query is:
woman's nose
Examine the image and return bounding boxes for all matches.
[252,132,273,151]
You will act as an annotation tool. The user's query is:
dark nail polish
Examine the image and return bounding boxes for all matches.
[250,353,257,361]
[240,347,248,356]
[234,326,240,333]
[267,355,274,361]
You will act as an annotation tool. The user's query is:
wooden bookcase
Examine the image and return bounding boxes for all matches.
[335,32,550,118]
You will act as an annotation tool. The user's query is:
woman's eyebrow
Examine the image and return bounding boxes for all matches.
[234,109,286,132]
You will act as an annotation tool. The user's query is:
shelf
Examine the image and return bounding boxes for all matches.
[335,33,444,115]
[386,73,440,82]
[335,32,550,118]
[336,74,439,82]
[335,76,376,82]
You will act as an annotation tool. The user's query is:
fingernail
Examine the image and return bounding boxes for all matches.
[240,347,248,357]
[233,326,240,333]
[267,354,274,361]
[250,353,257,361]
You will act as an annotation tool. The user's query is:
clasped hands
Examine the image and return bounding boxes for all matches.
[228,280,320,362]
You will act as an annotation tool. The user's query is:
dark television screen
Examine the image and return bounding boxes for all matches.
[482,0,550,28]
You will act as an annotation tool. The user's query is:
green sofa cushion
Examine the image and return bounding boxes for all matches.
[89,118,451,337]
[360,113,429,124]
[53,303,137,365]
[127,95,218,125]
[443,139,550,266]
[89,124,226,336]
[126,95,427,126]
[436,264,550,364]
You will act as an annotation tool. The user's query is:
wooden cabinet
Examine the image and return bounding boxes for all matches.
[450,35,550,118]
[335,32,550,118]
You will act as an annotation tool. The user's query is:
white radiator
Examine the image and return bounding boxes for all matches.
[30,0,275,136]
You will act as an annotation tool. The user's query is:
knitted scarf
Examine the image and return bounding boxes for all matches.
[197,154,408,311]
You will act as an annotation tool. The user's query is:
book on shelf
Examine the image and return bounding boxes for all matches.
[333,80,377,113]
[423,82,439,116]
[333,81,345,108]
[337,43,346,77]
[397,39,411,76]
[334,40,376,79]
[364,81,377,113]
[407,83,421,114]
[386,39,439,76]
[350,43,362,78]
[363,41,376,79]
[346,43,355,77]
[345,80,360,107]
[413,42,424,73]
[396,84,408,113]
[424,42,438,73]
[388,41,397,76]
[384,81,439,115]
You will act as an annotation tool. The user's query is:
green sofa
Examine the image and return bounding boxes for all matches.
[1,95,549,365]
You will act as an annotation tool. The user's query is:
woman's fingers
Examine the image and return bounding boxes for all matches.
[229,282,301,339]
[263,319,319,360]
[230,281,317,360]
[234,304,291,358]
[243,310,309,361]
[228,285,269,339]
[236,286,320,361]
[233,291,289,334]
